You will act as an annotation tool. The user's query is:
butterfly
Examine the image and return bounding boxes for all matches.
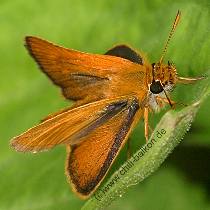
[10,10,203,199]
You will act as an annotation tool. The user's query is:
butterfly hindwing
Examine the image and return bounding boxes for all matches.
[65,96,142,198]
[105,45,143,65]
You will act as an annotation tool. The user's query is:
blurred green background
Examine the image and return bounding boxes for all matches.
[0,0,210,209]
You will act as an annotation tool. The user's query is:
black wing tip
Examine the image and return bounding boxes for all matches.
[25,35,33,42]
[24,36,36,47]
[25,35,42,44]
[24,36,49,53]
[24,36,35,56]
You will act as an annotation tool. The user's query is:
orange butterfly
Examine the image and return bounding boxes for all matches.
[10,11,203,199]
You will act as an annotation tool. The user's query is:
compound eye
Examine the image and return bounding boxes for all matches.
[150,80,164,94]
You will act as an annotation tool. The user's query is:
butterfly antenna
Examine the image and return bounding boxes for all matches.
[159,10,181,64]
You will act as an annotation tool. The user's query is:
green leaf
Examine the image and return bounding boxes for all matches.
[1,0,210,210]
[82,85,210,210]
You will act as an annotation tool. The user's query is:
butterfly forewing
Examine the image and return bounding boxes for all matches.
[25,36,144,105]
[10,96,135,152]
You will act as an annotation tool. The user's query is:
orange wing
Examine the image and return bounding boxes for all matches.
[65,96,142,198]
[25,36,146,105]
[10,96,138,153]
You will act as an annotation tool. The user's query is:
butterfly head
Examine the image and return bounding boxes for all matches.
[147,59,204,113]
[149,61,177,95]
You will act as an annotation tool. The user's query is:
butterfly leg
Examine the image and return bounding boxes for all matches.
[156,96,187,109]
[156,96,175,108]
[144,107,149,142]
